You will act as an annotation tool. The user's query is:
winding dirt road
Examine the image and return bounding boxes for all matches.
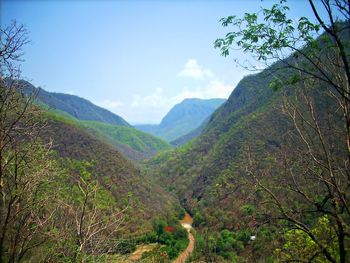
[172,213,195,263]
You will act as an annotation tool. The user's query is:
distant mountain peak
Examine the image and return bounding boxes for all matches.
[135,97,226,142]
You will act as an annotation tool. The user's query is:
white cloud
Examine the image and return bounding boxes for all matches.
[125,60,234,123]
[171,81,233,102]
[178,59,214,79]
[132,88,165,108]
[95,60,236,124]
[98,99,123,109]
[127,80,234,123]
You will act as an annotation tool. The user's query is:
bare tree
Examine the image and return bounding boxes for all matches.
[0,21,64,262]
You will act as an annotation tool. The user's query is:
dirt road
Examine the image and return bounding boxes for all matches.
[172,213,195,263]
[172,232,195,263]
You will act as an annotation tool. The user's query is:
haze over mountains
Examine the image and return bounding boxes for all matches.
[21,81,171,160]
[22,80,227,157]
[135,98,226,142]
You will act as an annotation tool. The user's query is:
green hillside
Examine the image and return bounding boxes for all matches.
[0,78,182,262]
[80,120,172,158]
[41,110,179,224]
[135,98,226,142]
[18,81,172,160]
[146,69,281,203]
[146,29,350,261]
[45,108,172,160]
[170,116,209,147]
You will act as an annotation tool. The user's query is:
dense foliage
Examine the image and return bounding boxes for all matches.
[146,1,350,261]
[0,22,180,262]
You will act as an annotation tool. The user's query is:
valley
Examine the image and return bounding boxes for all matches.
[1,1,350,262]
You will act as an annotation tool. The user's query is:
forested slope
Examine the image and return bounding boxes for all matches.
[46,110,172,161]
[42,110,179,231]
[146,36,349,261]
[146,68,282,210]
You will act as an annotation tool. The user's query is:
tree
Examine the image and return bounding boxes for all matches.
[193,211,204,227]
[242,69,349,262]
[0,21,129,263]
[0,21,61,262]
[48,160,129,262]
[215,1,350,262]
[275,216,339,262]
[0,21,29,71]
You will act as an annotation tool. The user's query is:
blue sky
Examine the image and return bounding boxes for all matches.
[2,0,322,124]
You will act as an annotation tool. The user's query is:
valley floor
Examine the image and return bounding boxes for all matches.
[123,213,195,263]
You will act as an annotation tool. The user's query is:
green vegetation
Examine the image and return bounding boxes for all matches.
[35,160,130,262]
[2,1,350,262]
[189,228,257,262]
[275,216,341,262]
[193,211,204,227]
[101,213,189,262]
[146,1,350,262]
[42,107,171,161]
[150,218,188,260]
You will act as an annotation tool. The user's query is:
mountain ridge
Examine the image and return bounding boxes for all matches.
[21,80,130,126]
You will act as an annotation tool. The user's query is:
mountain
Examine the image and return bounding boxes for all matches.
[0,78,182,262]
[145,44,347,260]
[21,80,130,126]
[135,98,226,142]
[20,81,171,160]
[40,109,180,232]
